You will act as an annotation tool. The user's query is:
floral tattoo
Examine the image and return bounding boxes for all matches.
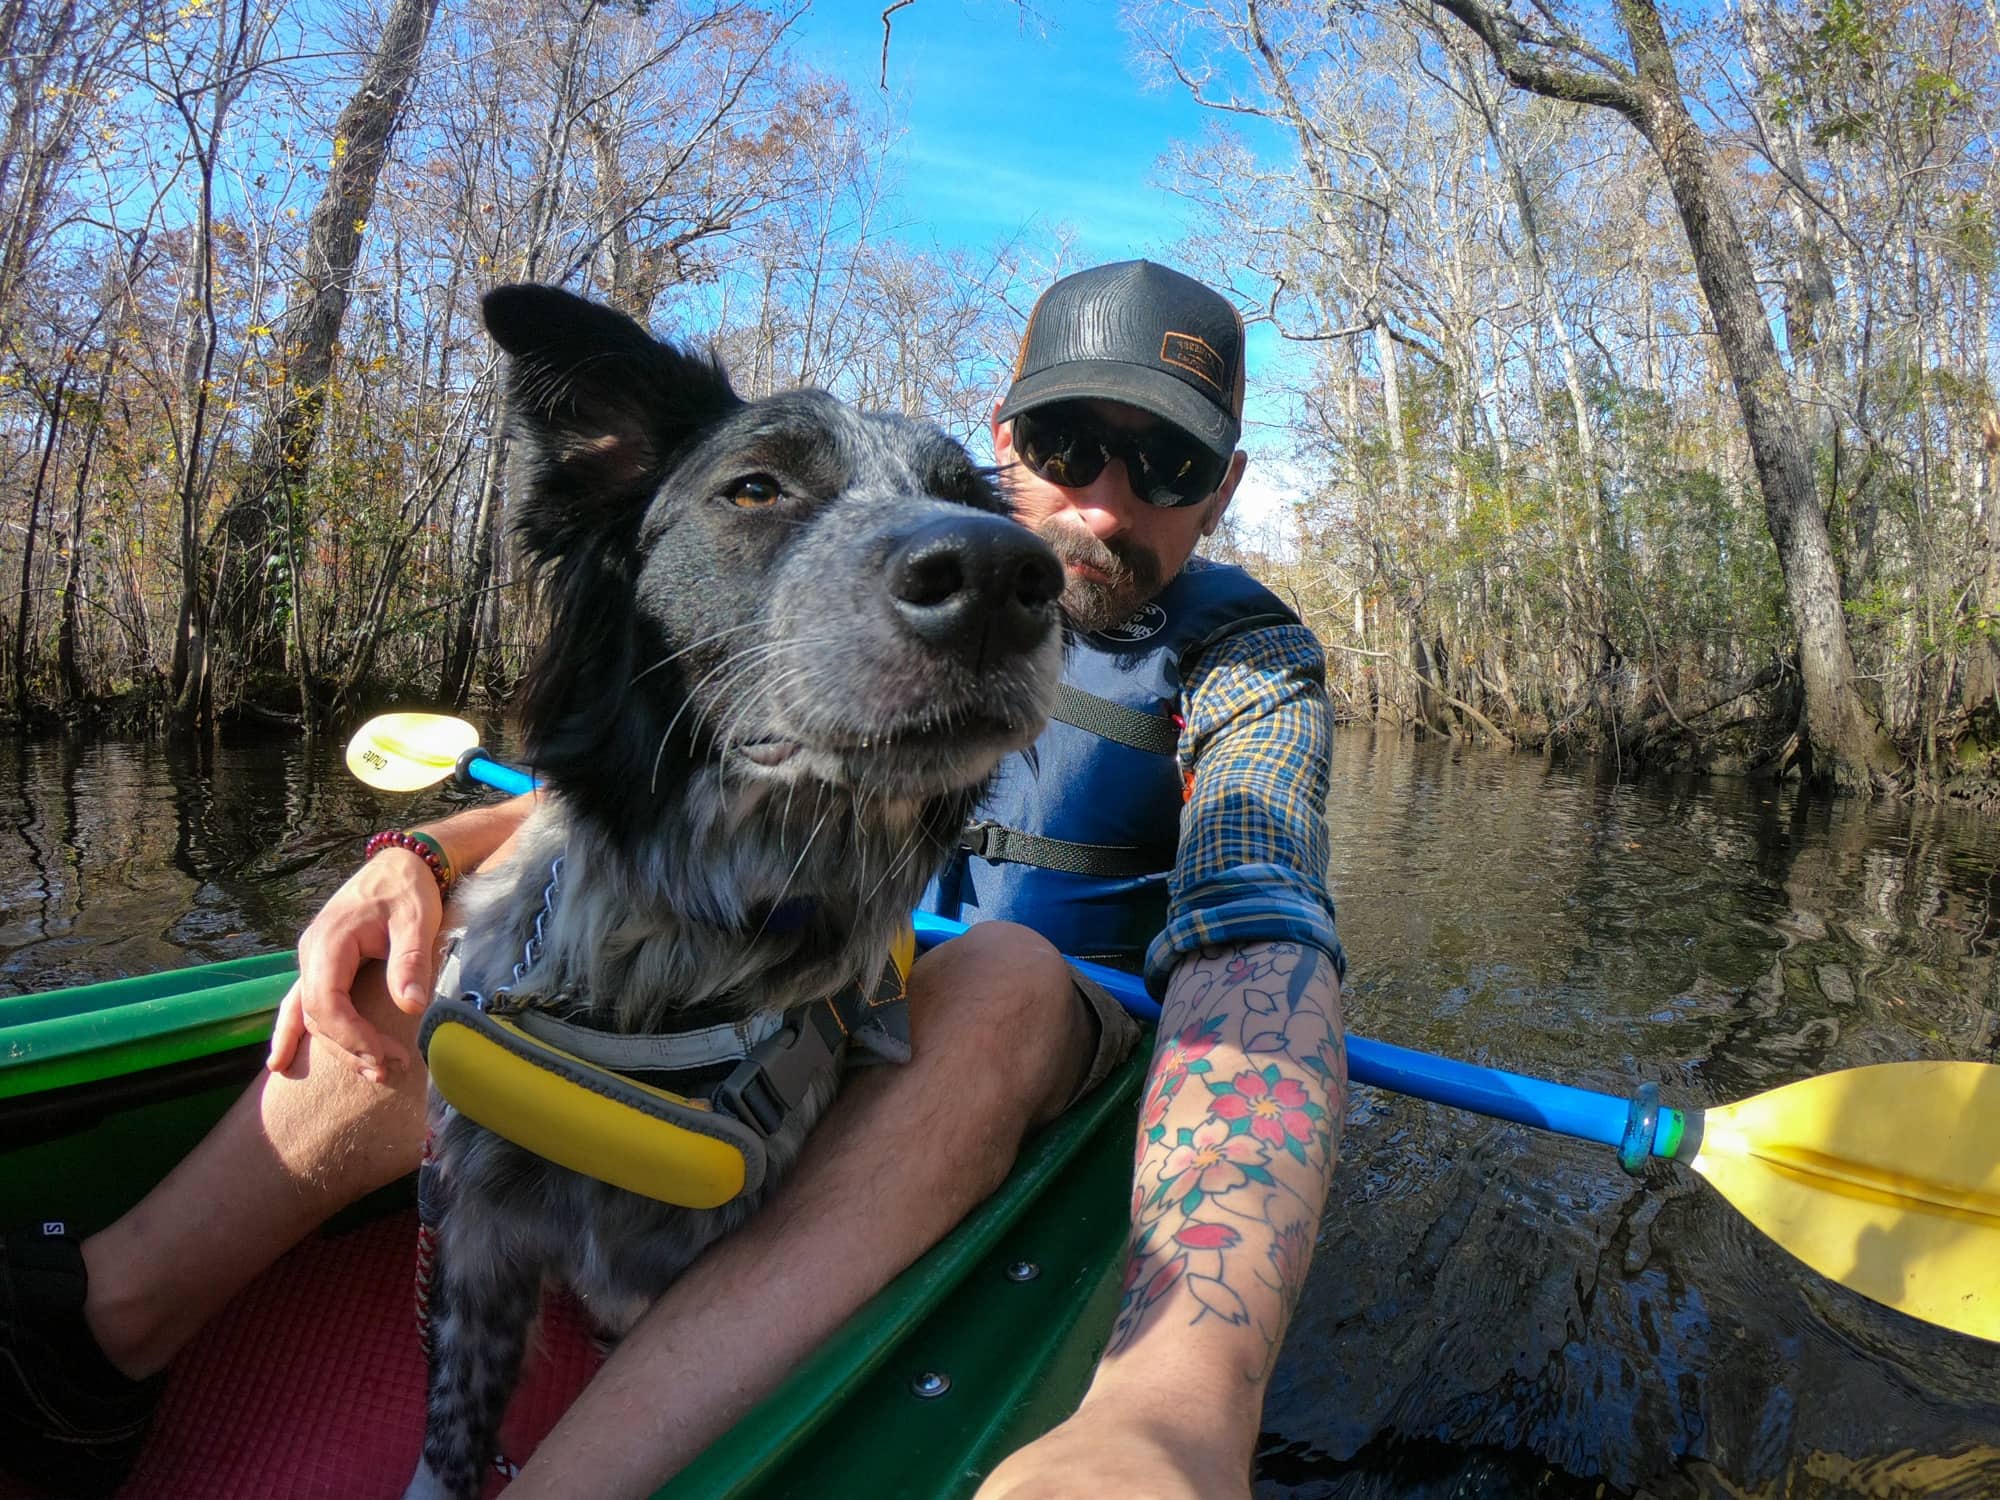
[1108,941,1345,1379]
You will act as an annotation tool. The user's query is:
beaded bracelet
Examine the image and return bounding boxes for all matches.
[365,828,454,896]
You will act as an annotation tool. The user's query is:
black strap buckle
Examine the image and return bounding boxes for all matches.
[960,820,1001,859]
[715,1008,838,1138]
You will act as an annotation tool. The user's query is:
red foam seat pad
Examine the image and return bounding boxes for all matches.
[111,1208,604,1500]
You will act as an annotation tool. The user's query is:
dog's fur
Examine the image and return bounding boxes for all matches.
[404,285,1063,1500]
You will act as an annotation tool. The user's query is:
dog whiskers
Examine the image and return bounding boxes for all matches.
[629,621,769,687]
[748,796,837,950]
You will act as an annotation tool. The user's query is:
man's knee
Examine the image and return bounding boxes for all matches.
[912,922,1071,1024]
[906,922,1090,1117]
[274,962,429,1125]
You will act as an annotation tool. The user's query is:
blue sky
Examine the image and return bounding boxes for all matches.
[790,1,1305,544]
[795,3,1197,260]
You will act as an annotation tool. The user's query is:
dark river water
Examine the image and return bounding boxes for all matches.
[3,729,1998,1497]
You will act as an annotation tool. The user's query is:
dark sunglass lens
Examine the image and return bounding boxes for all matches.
[1130,431,1222,507]
[1018,409,1107,488]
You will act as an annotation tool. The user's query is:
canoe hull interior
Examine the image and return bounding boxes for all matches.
[1,956,1143,1500]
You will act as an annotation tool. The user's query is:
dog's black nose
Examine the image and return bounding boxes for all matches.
[889,515,1062,659]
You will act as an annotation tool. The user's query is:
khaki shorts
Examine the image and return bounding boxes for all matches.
[1061,966,1146,1112]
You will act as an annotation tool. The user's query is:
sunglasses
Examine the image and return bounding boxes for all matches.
[1012,404,1227,509]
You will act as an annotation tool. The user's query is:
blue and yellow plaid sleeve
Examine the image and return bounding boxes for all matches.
[1143,622,1344,997]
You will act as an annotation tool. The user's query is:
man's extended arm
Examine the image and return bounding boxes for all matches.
[983,620,1345,1496]
[978,939,1343,1497]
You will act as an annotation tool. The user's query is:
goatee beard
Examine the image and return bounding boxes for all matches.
[1034,521,1161,634]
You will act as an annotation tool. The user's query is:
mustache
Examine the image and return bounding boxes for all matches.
[1033,521,1161,594]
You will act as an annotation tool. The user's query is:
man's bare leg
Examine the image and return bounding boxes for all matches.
[506,921,1098,1500]
[77,812,540,1381]
[80,960,429,1379]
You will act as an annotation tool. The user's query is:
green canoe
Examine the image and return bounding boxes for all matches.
[1,954,1144,1499]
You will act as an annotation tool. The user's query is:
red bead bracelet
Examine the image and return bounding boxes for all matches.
[364,829,453,895]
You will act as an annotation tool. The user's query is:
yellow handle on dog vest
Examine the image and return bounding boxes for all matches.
[421,923,916,1211]
[424,1009,755,1210]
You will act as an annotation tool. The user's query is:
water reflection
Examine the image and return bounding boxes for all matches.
[1262,731,2000,1497]
[0,735,475,995]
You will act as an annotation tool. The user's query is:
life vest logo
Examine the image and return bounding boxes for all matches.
[1095,603,1167,642]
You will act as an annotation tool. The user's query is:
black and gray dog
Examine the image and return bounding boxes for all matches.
[403,285,1063,1500]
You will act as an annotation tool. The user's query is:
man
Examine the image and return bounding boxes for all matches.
[1,260,1345,1499]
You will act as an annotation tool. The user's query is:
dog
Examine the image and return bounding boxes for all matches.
[402,284,1064,1500]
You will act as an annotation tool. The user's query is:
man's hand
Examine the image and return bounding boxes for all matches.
[265,793,539,1081]
[266,849,442,1082]
[974,1399,1248,1500]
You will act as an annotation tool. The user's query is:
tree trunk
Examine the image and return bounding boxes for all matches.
[57,358,117,705]
[1431,0,1900,788]
[1613,0,1894,788]
[209,0,441,684]
[438,410,506,708]
[13,390,63,717]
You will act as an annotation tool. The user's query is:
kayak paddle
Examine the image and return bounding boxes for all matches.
[914,911,1999,1344]
[348,717,2000,1343]
[345,712,537,796]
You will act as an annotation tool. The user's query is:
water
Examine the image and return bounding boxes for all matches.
[1262,731,2000,1497]
[0,734,480,995]
[3,730,1997,1495]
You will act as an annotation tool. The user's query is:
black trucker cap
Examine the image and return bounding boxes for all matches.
[996,260,1246,460]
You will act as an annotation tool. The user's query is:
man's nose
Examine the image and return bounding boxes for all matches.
[1065,458,1141,538]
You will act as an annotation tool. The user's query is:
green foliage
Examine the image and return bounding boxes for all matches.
[1939,196,1996,275]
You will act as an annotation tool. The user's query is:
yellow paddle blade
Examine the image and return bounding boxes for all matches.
[1691,1060,2000,1342]
[345,712,481,793]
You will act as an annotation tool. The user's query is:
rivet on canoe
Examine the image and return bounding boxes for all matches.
[910,1370,952,1399]
[1005,1260,1040,1283]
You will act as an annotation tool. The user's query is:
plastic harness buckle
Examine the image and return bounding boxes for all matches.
[715,1007,841,1137]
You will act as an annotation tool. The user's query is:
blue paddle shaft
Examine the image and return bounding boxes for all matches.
[459,751,536,797]
[909,910,1686,1165]
[435,755,1682,1165]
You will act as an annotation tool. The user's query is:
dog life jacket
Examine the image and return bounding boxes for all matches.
[922,558,1298,969]
[419,919,915,1212]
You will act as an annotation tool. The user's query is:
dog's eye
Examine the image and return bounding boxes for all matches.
[725,475,783,509]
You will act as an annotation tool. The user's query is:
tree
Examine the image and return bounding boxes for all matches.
[208,0,442,706]
[1420,0,1900,787]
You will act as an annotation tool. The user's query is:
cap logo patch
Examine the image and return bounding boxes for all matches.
[1159,332,1224,393]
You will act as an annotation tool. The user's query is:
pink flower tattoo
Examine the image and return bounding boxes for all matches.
[1157,1017,1222,1089]
[1161,1118,1269,1197]
[1214,1067,1317,1150]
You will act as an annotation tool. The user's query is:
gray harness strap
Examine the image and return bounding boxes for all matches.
[958,819,1156,878]
[513,1008,784,1073]
[443,848,914,1158]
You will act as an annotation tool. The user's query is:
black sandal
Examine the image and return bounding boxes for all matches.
[0,1224,164,1500]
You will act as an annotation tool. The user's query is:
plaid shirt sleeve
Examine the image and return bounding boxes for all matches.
[1142,621,1345,998]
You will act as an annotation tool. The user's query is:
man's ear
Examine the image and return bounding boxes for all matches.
[482,284,743,562]
[1201,450,1249,538]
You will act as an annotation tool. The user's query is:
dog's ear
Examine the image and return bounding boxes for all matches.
[482,284,742,556]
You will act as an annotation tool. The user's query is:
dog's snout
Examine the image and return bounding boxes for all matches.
[889,514,1062,659]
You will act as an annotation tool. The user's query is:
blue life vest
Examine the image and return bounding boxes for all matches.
[921,557,1299,968]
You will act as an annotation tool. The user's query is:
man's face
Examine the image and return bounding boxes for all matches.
[992,399,1245,635]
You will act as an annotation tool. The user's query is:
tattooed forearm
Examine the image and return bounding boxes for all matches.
[1107,941,1346,1384]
